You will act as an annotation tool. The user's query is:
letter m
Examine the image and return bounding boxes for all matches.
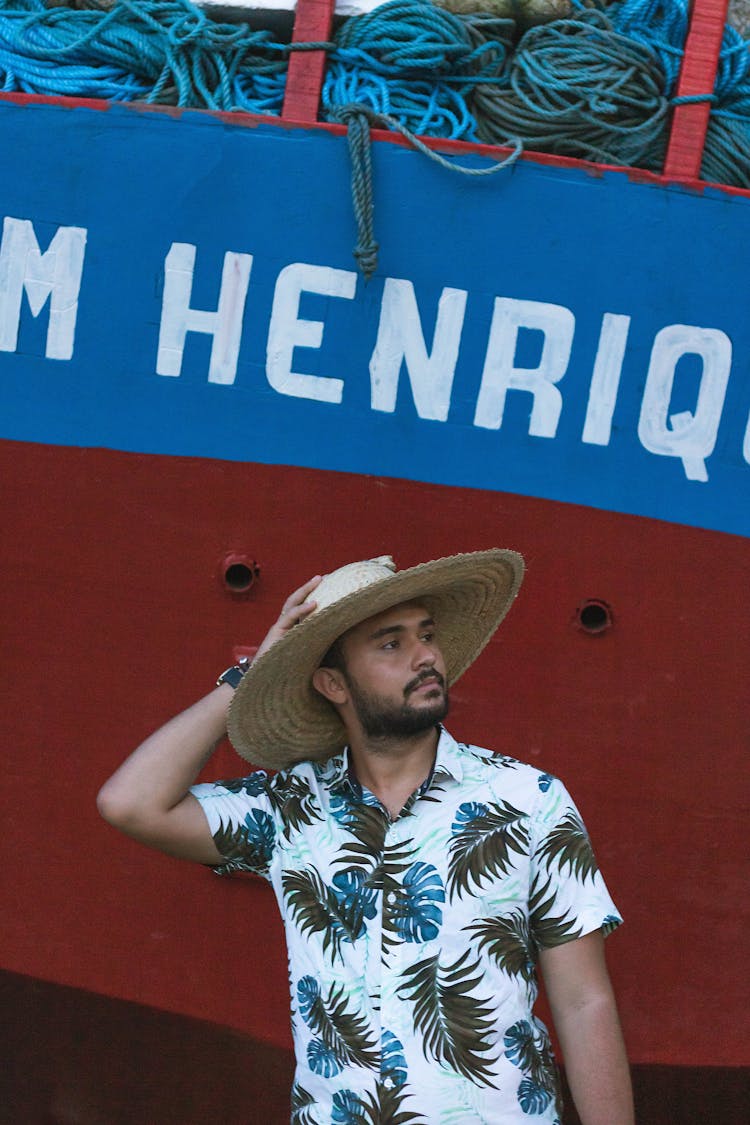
[0,217,87,360]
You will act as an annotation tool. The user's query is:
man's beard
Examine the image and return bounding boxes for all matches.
[345,668,450,741]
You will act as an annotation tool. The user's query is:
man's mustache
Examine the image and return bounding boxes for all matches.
[404,669,446,697]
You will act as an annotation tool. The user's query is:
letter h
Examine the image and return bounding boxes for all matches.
[157,242,252,384]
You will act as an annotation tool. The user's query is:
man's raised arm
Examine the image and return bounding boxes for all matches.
[96,574,321,862]
[96,683,236,863]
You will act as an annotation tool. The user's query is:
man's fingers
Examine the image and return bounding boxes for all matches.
[281,574,323,614]
[279,598,317,626]
[255,575,323,660]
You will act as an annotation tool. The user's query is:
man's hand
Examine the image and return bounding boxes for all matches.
[254,574,322,661]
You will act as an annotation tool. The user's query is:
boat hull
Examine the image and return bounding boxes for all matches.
[0,91,748,1107]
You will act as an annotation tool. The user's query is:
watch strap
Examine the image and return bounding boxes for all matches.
[216,657,250,689]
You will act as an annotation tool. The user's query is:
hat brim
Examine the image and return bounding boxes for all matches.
[227,549,524,768]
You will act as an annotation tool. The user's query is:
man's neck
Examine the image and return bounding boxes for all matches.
[347,726,440,814]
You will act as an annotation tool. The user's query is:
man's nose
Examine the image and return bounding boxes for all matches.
[412,640,437,668]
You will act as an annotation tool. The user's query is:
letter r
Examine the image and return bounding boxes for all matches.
[473,297,574,435]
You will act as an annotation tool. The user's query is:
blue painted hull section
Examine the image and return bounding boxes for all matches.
[0,99,748,536]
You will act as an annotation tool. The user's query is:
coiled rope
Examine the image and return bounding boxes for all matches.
[322,1,517,142]
[608,0,689,93]
[320,0,674,272]
[1,0,748,182]
[0,0,296,113]
[608,0,750,187]
[701,17,750,187]
[472,7,670,168]
[321,0,750,255]
[322,1,524,276]
[0,0,747,262]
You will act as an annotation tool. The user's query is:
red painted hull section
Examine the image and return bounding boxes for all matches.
[2,437,748,1067]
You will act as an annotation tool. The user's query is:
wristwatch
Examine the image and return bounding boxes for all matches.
[216,656,251,689]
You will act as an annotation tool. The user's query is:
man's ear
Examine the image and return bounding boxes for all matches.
[312,666,348,705]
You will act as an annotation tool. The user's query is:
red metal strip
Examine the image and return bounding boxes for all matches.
[282,0,336,122]
[663,0,730,180]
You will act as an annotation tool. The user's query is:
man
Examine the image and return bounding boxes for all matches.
[98,550,634,1125]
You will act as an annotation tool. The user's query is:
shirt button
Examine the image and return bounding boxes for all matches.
[383,1077,395,1089]
[386,891,397,904]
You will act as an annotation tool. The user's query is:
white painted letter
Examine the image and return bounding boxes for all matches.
[744,409,750,466]
[369,279,467,421]
[582,313,631,445]
[266,263,356,403]
[0,217,86,360]
[637,325,732,482]
[473,298,575,434]
[157,243,252,384]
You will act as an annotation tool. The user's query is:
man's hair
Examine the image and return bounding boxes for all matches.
[319,635,346,673]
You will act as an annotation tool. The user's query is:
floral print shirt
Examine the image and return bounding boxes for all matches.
[191,727,621,1124]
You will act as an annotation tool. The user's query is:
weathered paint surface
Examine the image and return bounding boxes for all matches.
[0,100,748,535]
[2,441,748,1067]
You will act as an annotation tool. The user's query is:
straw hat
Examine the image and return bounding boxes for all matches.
[227,549,524,768]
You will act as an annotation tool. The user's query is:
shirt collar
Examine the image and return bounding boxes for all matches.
[324,725,464,794]
[432,725,465,784]
[322,750,349,791]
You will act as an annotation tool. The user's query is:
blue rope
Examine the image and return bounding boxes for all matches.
[332,105,379,280]
[607,0,750,188]
[0,0,291,113]
[322,0,750,187]
[671,93,717,105]
[473,6,671,169]
[703,20,750,187]
[319,0,749,271]
[607,0,689,95]
[330,100,520,279]
[322,0,515,142]
[0,0,747,193]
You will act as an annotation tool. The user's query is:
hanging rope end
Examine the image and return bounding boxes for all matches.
[354,241,379,281]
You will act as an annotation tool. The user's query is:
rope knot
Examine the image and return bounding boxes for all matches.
[331,103,380,281]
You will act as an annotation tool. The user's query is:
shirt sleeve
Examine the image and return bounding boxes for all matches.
[528,775,622,951]
[190,771,279,880]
